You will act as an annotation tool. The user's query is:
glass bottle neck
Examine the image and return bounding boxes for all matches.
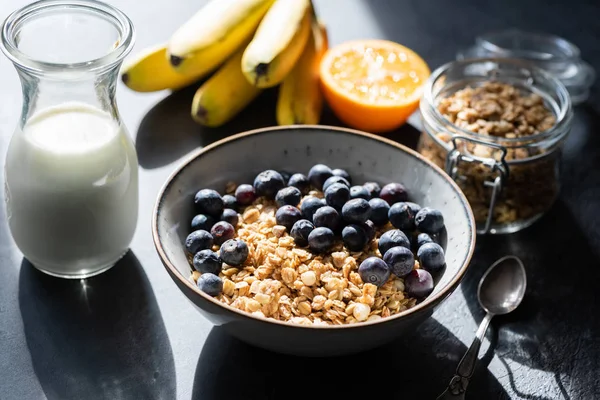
[16,63,121,127]
[0,0,134,127]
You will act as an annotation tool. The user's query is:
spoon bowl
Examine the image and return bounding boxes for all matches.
[478,255,527,315]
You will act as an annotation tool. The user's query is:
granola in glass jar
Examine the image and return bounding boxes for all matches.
[418,58,573,234]
[419,79,568,232]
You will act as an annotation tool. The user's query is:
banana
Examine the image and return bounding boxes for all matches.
[168,0,274,76]
[241,0,312,88]
[276,21,328,125]
[191,48,262,127]
[120,44,205,92]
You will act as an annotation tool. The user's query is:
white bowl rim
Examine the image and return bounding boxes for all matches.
[152,124,476,330]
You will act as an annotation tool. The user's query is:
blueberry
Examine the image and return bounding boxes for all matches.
[358,257,391,287]
[194,189,224,217]
[211,221,235,245]
[275,186,302,207]
[369,198,390,226]
[383,246,415,277]
[253,170,285,199]
[276,205,302,230]
[363,220,376,242]
[342,224,368,251]
[350,185,371,200]
[301,196,325,221]
[197,273,223,297]
[279,170,292,183]
[185,230,214,254]
[417,243,445,272]
[312,206,341,231]
[288,173,311,195]
[406,202,421,215]
[363,182,381,198]
[415,207,445,234]
[222,194,238,211]
[220,208,239,226]
[235,184,256,205]
[378,229,410,256]
[380,183,408,205]
[407,232,419,251]
[332,168,352,185]
[323,176,350,192]
[192,249,222,274]
[290,219,314,247]
[389,202,419,231]
[416,233,435,249]
[405,269,434,299]
[342,198,371,224]
[307,227,335,253]
[191,214,216,231]
[220,239,249,266]
[308,164,333,190]
[325,183,350,210]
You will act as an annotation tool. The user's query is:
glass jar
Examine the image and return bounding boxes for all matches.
[418,58,573,234]
[457,29,595,105]
[1,0,138,278]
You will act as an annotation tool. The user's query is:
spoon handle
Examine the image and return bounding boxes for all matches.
[436,313,494,399]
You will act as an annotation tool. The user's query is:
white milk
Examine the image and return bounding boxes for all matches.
[5,102,138,277]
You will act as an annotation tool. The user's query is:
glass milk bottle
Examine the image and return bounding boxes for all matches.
[1,0,138,278]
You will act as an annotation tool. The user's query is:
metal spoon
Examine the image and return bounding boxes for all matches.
[437,255,527,400]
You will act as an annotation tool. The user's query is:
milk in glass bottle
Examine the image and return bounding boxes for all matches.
[1,0,138,278]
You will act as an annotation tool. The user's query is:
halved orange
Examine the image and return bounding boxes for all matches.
[320,39,430,133]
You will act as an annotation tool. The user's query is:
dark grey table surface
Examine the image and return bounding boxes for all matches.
[1,0,600,399]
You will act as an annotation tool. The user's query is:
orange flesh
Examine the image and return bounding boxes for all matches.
[328,44,426,105]
[320,40,430,132]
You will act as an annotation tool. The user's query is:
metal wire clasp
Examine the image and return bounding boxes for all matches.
[445,135,509,234]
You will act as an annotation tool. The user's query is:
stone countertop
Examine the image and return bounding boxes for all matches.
[1,0,599,399]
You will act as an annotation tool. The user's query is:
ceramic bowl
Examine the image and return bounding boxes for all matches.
[153,125,476,356]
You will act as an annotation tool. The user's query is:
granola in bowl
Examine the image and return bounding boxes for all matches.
[184,165,447,326]
[153,125,477,355]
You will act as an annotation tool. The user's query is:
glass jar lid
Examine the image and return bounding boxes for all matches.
[457,29,595,105]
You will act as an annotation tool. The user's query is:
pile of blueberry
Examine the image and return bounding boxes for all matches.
[185,188,248,297]
[266,164,446,300]
[185,163,446,301]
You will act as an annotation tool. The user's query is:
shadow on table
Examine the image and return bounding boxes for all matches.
[363,0,476,70]
[135,85,279,170]
[134,82,423,170]
[364,0,600,75]
[460,201,600,399]
[319,105,423,151]
[18,251,176,400]
[191,320,509,400]
[418,104,600,399]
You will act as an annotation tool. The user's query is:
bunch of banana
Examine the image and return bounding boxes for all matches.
[121,0,328,127]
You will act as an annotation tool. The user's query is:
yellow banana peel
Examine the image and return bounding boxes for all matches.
[241,0,312,88]
[191,48,262,127]
[168,0,275,77]
[120,44,205,92]
[276,21,328,125]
